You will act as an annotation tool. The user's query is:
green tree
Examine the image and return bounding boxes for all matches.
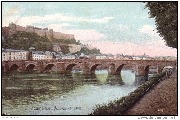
[145,2,177,48]
[74,46,101,55]
[2,31,53,51]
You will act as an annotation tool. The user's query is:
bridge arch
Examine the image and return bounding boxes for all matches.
[44,64,56,72]
[65,63,77,73]
[9,64,19,72]
[26,64,36,72]
[90,64,101,74]
[115,64,125,73]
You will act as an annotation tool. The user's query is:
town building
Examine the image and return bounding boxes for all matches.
[61,54,76,59]
[2,49,29,61]
[32,51,53,60]
[115,54,124,60]
[95,54,107,59]
[106,54,114,59]
[79,53,89,59]
[53,44,62,52]
[68,44,81,53]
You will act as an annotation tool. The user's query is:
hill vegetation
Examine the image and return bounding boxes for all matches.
[2,31,53,51]
[2,31,101,55]
[76,47,101,55]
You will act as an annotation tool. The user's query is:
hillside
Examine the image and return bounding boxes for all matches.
[2,31,101,55]
[2,31,53,51]
[75,46,101,55]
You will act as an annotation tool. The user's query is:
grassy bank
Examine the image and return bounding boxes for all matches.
[90,72,167,115]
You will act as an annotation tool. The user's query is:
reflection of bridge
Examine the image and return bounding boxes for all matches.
[2,59,176,76]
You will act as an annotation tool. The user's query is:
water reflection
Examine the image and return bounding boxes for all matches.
[2,70,134,101]
[106,74,124,85]
[2,70,137,115]
[2,72,101,104]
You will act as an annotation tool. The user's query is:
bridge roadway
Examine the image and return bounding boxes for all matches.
[2,59,176,77]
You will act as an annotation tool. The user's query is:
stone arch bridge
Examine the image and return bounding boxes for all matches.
[2,59,176,77]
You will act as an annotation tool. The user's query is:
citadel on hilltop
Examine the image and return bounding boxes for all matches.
[3,22,75,40]
[2,22,102,55]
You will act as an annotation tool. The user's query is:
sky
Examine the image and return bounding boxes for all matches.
[2,2,177,57]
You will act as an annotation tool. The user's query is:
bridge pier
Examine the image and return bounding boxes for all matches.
[81,61,92,75]
[35,61,45,73]
[18,63,26,72]
[2,63,9,76]
[157,65,164,73]
[56,63,66,74]
[106,74,124,85]
[108,64,116,75]
[3,62,9,73]
[134,65,149,85]
[106,64,124,84]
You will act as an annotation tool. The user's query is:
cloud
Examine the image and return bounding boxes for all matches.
[48,23,74,30]
[47,23,106,42]
[65,29,107,42]
[139,24,162,40]
[139,25,154,34]
[2,12,114,26]
[118,24,129,31]
[88,17,115,23]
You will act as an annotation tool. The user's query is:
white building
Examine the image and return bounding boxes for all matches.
[2,51,10,61]
[114,54,124,60]
[132,56,142,60]
[79,53,89,59]
[95,54,107,59]
[53,44,62,52]
[68,44,81,53]
[32,51,53,60]
[61,54,76,59]
[107,54,114,59]
[2,49,29,61]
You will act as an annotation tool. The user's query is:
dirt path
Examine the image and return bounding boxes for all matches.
[125,71,177,115]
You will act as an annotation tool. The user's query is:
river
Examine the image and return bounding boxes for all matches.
[2,70,138,115]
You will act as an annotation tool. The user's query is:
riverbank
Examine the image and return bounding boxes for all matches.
[125,70,177,115]
[90,70,177,115]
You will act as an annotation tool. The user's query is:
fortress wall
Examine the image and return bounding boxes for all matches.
[46,30,53,40]
[8,23,75,40]
[16,25,27,32]
[64,34,75,40]
[34,29,46,37]
[53,32,75,40]
[28,28,35,33]
[26,26,35,33]
[53,32,65,39]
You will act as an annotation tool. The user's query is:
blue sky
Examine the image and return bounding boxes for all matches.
[2,2,177,56]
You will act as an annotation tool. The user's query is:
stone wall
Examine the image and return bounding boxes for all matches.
[8,22,75,40]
